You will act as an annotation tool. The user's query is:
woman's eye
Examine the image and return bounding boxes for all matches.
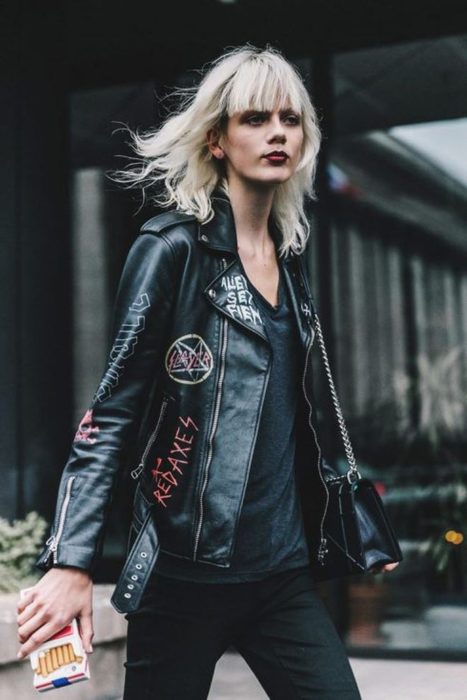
[283,113,300,125]
[246,113,265,125]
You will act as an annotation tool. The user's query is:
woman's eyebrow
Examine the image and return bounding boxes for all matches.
[239,108,300,118]
[242,109,268,115]
[243,107,299,114]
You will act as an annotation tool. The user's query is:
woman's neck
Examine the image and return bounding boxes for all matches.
[227,181,276,259]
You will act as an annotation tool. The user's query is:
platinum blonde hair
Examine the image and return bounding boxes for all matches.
[109,44,322,256]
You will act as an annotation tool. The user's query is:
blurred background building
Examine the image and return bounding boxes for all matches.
[2,0,467,662]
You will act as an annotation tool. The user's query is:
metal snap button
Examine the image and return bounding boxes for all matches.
[135,564,142,570]
[131,574,138,581]
[208,289,216,299]
[124,593,132,599]
[140,551,147,558]
[127,584,135,590]
[201,234,209,242]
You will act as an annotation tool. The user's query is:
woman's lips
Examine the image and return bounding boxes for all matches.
[264,154,289,164]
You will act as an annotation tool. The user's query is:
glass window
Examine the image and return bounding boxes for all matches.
[324,34,467,655]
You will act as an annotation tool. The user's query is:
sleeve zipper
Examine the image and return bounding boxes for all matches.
[44,475,77,566]
[130,395,170,480]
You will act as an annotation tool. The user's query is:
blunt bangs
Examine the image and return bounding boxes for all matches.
[220,54,304,117]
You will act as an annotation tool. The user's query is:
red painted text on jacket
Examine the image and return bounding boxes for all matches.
[152,416,199,507]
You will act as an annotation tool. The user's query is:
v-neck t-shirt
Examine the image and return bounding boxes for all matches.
[153,262,310,582]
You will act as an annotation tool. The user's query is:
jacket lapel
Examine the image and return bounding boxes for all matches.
[204,257,269,343]
[200,193,315,350]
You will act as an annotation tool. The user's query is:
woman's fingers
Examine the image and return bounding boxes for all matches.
[17,616,71,659]
[381,562,399,572]
[370,561,400,574]
[17,597,40,629]
[18,606,49,644]
[77,612,94,654]
[17,589,35,615]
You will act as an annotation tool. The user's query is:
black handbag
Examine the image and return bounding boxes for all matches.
[308,310,403,581]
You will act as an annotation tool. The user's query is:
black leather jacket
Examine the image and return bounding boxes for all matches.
[36,194,332,613]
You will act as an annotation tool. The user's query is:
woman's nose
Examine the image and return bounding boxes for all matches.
[266,114,286,143]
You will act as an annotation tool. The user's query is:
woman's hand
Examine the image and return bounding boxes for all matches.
[370,562,400,574]
[16,566,94,659]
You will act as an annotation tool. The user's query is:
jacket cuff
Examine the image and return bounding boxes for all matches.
[35,543,94,574]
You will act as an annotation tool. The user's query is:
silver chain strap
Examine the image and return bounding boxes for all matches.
[312,310,361,482]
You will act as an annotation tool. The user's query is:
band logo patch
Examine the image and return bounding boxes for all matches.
[165,334,213,384]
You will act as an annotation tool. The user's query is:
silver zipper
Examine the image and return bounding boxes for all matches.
[131,396,170,480]
[300,301,330,565]
[45,475,76,565]
[193,257,228,558]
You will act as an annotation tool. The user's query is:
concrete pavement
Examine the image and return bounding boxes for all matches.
[209,651,467,699]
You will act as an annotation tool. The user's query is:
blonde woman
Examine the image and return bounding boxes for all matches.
[17,45,394,698]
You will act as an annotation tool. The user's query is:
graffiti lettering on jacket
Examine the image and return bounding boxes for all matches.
[152,415,199,507]
[221,274,262,326]
[165,334,213,384]
[73,408,99,444]
[94,293,151,403]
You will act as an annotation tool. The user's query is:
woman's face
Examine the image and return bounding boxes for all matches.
[210,106,304,189]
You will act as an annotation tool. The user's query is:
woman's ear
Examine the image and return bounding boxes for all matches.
[206,127,225,160]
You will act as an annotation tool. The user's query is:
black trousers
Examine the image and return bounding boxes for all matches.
[123,565,362,700]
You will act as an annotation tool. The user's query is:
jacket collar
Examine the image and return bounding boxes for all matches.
[201,192,314,348]
[197,191,295,262]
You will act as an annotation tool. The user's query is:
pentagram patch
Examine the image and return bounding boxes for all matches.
[165,334,214,384]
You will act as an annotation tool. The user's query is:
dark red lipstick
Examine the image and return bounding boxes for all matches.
[263,150,289,164]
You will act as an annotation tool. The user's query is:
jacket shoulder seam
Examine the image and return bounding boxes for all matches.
[158,231,177,264]
[140,210,197,235]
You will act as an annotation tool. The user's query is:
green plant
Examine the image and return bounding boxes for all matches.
[0,511,48,593]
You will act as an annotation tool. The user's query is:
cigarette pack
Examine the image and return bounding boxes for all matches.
[20,588,91,692]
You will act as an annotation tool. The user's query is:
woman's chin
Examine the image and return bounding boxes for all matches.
[241,172,294,189]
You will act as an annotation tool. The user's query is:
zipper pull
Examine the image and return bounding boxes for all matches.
[317,537,329,564]
[130,462,144,480]
[301,301,312,317]
[44,535,58,566]
[45,535,57,550]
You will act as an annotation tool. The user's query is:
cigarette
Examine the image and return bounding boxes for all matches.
[45,651,53,674]
[38,652,47,677]
[50,647,59,670]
